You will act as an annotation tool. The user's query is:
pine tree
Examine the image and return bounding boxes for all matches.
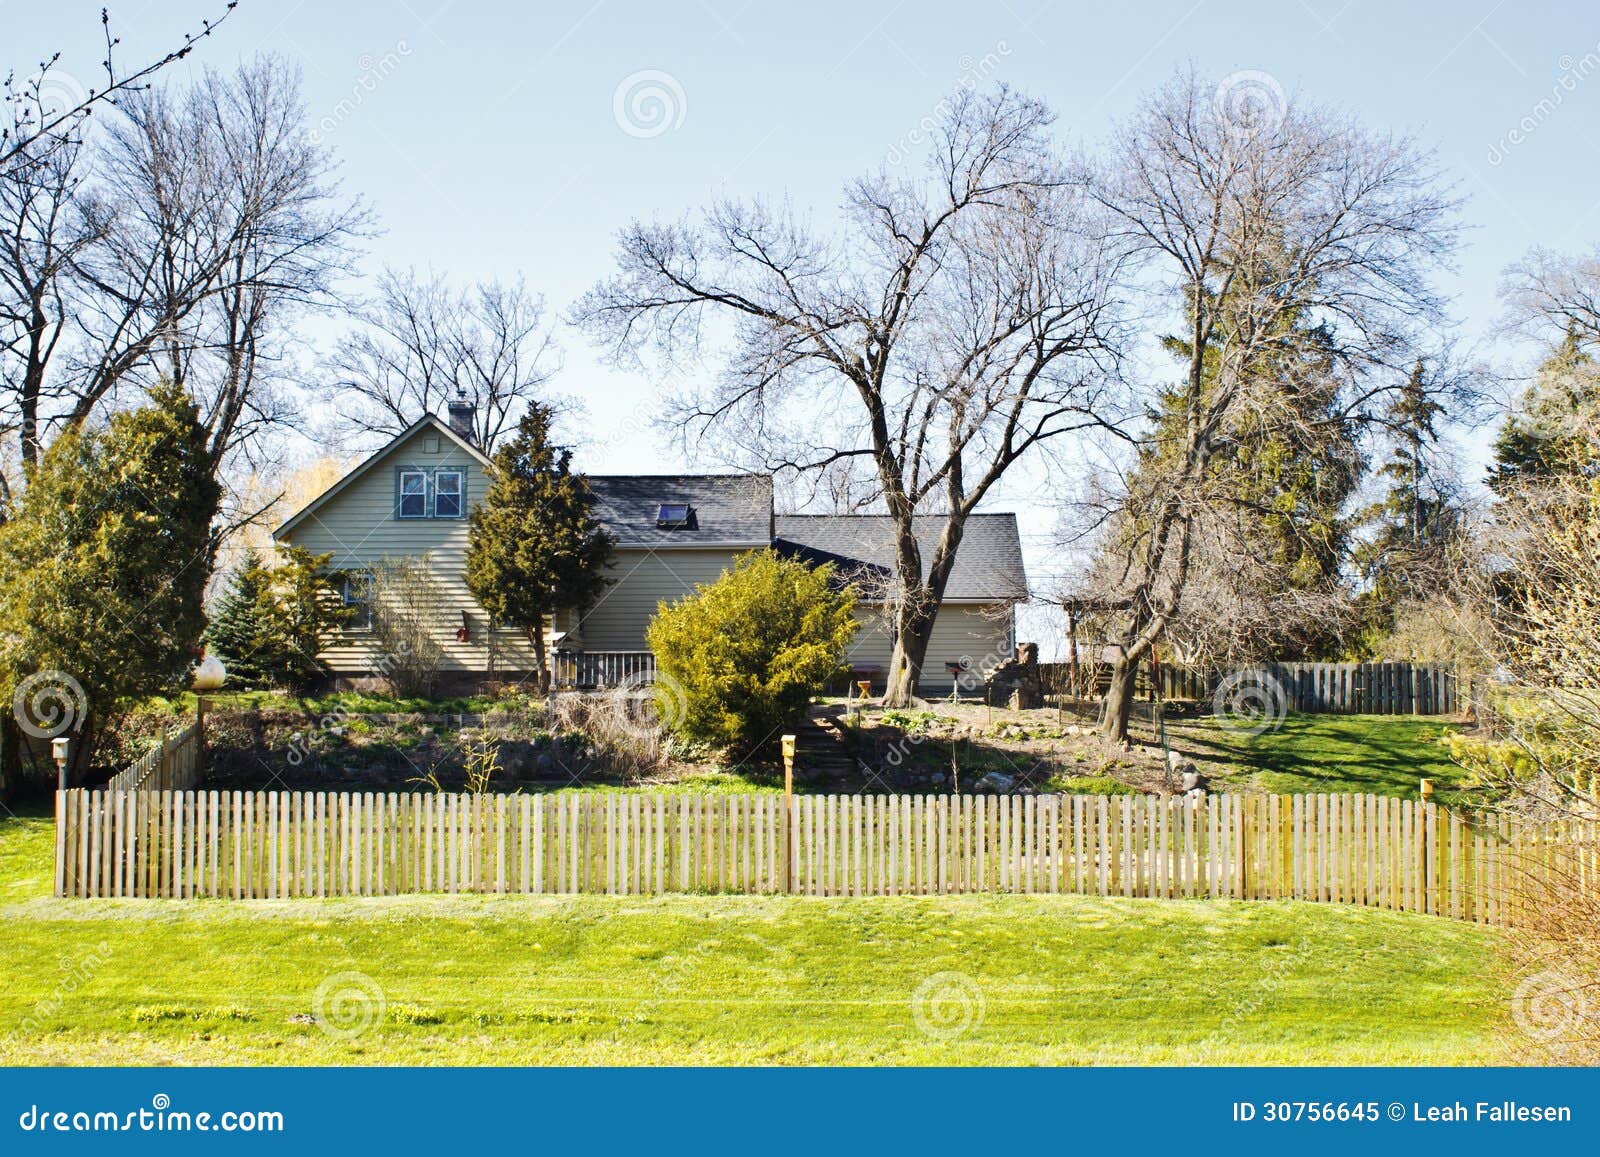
[1355,359,1462,647]
[1491,323,1600,490]
[465,404,614,691]
[204,549,275,688]
[0,381,220,783]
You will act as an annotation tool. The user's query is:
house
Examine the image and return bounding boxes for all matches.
[273,407,1029,695]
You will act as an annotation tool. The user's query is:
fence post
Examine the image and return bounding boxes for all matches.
[781,734,796,894]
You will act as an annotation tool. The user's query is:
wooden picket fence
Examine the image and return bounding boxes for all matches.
[105,720,203,793]
[54,788,1595,925]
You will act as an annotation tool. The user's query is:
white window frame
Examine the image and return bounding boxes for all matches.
[434,469,464,519]
[398,469,429,519]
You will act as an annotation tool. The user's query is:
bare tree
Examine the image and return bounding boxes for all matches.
[1080,69,1457,740]
[65,57,365,474]
[0,3,238,168]
[1,3,239,489]
[0,103,95,477]
[577,87,1124,706]
[1500,245,1600,350]
[326,268,559,453]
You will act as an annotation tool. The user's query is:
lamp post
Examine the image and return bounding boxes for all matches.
[192,653,227,771]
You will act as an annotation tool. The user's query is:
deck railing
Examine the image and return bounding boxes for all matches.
[551,651,657,690]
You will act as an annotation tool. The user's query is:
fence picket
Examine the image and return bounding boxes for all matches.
[50,787,1543,920]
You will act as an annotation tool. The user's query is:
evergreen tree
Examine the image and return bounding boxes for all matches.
[1354,360,1464,650]
[465,404,614,691]
[0,382,220,784]
[1490,323,1600,489]
[204,549,275,688]
[1109,282,1364,660]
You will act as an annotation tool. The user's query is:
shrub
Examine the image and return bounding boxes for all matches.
[369,553,448,698]
[646,551,857,758]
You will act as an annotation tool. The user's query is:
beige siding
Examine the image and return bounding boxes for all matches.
[277,426,540,675]
[846,603,1015,694]
[278,425,1014,690]
[280,438,747,675]
[578,548,745,651]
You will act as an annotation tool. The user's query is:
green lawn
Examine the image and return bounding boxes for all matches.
[1153,713,1469,800]
[0,808,1506,1065]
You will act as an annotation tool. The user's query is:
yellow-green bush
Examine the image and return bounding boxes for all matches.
[646,551,857,758]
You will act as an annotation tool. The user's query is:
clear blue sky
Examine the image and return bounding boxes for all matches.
[10,0,1600,630]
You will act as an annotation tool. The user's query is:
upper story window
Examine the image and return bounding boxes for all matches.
[435,470,463,518]
[655,502,694,529]
[396,468,466,520]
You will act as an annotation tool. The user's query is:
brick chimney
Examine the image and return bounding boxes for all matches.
[446,390,475,445]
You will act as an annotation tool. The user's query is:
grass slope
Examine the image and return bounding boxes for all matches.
[0,810,1503,1066]
[1155,714,1467,799]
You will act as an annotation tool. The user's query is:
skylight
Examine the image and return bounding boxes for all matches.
[656,502,694,529]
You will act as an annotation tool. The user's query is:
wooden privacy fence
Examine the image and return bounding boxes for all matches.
[1041,661,1458,715]
[105,719,203,793]
[55,788,1594,926]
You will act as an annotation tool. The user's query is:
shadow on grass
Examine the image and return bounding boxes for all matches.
[1155,712,1466,800]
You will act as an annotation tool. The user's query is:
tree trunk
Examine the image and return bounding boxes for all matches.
[0,714,19,803]
[529,622,549,695]
[884,599,938,708]
[1100,656,1138,743]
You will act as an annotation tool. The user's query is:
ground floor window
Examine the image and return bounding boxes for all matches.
[342,570,374,630]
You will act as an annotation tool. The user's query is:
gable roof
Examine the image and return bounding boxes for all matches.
[773,513,1029,602]
[586,474,773,547]
[274,413,490,541]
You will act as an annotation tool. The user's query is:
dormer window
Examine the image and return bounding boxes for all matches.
[655,502,694,529]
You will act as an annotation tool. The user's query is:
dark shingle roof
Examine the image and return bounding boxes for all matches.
[772,514,1029,601]
[586,475,773,547]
